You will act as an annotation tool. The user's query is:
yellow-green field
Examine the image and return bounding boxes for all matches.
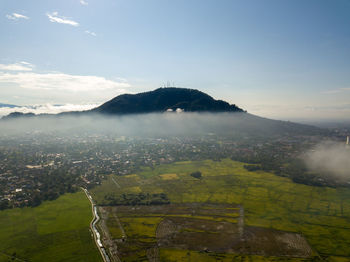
[91,159,350,260]
[158,249,350,261]
[159,249,313,262]
[0,190,102,262]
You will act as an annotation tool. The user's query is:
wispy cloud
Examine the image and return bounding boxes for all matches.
[46,12,79,27]
[0,62,34,71]
[6,13,29,20]
[0,72,130,92]
[321,90,342,94]
[80,0,88,6]
[304,104,350,111]
[85,30,97,36]
[322,88,350,94]
[0,103,100,117]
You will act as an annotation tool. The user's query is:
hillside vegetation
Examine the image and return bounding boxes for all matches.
[93,87,243,114]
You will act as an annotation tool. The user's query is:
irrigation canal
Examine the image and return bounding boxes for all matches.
[82,188,112,262]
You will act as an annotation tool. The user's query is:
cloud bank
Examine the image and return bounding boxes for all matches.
[0,62,131,106]
[0,71,130,92]
[0,62,34,71]
[0,104,100,117]
[0,112,254,137]
[46,12,79,27]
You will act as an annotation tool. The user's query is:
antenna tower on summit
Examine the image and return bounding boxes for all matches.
[162,81,176,88]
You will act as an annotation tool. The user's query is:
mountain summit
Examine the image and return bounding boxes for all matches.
[92,88,244,114]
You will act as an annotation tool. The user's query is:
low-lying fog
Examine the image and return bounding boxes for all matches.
[3,112,348,179]
[304,141,350,178]
[0,112,317,137]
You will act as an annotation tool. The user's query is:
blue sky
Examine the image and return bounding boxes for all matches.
[1,0,350,120]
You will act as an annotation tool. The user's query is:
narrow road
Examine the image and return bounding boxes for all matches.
[82,188,112,262]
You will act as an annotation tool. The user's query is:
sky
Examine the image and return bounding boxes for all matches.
[1,0,350,121]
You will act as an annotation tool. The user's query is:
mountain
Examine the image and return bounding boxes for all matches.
[91,87,244,114]
[1,87,326,137]
[2,112,35,119]
[87,88,325,136]
[0,103,18,108]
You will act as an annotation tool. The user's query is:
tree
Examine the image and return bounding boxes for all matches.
[190,171,202,179]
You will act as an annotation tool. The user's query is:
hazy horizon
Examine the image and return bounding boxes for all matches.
[1,0,350,121]
[1,92,350,125]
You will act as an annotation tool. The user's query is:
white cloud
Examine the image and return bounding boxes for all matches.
[85,30,97,36]
[6,13,29,20]
[321,90,341,94]
[80,0,88,5]
[322,88,350,94]
[0,103,100,117]
[0,72,130,92]
[0,62,34,71]
[46,12,79,27]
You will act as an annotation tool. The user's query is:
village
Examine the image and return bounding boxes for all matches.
[0,128,345,210]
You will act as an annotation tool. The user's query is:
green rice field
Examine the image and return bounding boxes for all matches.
[0,190,102,262]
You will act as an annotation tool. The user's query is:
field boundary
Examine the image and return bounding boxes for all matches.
[82,188,114,262]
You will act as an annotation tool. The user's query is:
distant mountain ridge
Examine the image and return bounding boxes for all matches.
[1,87,326,137]
[91,87,244,114]
[0,103,18,108]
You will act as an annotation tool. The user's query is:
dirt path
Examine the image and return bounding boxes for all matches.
[146,246,159,262]
[99,207,122,262]
[111,177,121,188]
[112,208,126,239]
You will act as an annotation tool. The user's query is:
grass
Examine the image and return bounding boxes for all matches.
[106,215,124,239]
[160,173,179,180]
[91,159,350,259]
[0,190,102,262]
[121,216,162,239]
[159,249,312,261]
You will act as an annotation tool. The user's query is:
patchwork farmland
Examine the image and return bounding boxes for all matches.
[90,159,350,261]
